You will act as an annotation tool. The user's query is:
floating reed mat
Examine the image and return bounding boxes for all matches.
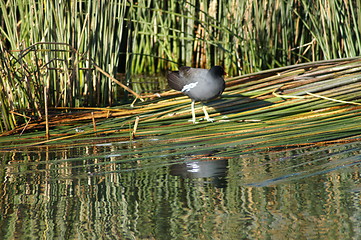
[0,58,360,150]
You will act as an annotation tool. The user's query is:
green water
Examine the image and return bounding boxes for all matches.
[1,138,361,239]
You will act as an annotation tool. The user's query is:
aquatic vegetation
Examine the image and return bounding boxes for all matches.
[0,58,360,150]
[0,0,361,137]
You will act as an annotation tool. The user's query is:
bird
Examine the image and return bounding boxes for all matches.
[167,66,226,123]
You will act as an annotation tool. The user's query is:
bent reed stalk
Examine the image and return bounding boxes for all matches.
[1,0,361,133]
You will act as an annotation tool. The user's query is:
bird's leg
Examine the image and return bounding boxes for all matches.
[191,100,197,124]
[202,105,214,122]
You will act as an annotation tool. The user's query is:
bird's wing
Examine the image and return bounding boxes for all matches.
[167,67,209,91]
[167,67,195,91]
[167,71,183,91]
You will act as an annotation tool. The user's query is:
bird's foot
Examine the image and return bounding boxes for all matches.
[188,119,199,124]
[201,117,214,122]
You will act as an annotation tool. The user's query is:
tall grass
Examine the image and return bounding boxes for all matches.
[1,0,361,132]
[127,0,361,75]
[0,0,127,132]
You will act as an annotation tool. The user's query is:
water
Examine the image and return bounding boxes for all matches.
[1,138,361,239]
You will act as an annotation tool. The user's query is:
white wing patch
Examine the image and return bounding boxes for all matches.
[181,82,198,92]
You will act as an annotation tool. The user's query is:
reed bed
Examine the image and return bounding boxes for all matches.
[0,58,360,151]
[1,0,361,134]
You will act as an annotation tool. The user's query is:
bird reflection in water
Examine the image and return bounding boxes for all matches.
[169,151,229,188]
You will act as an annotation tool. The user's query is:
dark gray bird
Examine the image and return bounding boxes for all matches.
[167,66,226,123]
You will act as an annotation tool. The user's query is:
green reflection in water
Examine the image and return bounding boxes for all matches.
[1,141,361,239]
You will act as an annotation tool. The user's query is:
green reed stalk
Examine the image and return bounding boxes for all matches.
[0,0,127,131]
